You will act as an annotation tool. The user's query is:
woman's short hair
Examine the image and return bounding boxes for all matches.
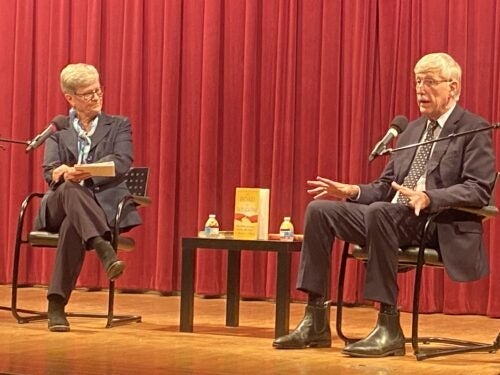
[60,63,100,94]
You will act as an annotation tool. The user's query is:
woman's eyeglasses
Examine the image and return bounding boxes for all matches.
[74,88,104,101]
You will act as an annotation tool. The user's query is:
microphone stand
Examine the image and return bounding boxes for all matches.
[0,136,30,151]
[378,123,500,157]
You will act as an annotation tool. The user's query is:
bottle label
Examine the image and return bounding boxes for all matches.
[279,229,294,241]
[205,226,220,237]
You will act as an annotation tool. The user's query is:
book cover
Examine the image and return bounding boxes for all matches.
[233,188,270,240]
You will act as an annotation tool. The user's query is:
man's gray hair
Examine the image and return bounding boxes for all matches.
[414,53,461,100]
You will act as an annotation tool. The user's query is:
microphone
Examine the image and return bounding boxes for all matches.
[25,115,68,153]
[368,115,408,161]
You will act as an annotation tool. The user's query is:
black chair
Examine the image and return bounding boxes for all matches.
[8,166,151,328]
[336,173,500,360]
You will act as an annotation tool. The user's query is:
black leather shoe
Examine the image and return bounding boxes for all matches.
[48,296,70,332]
[106,260,125,281]
[342,311,405,357]
[92,237,126,281]
[273,304,331,349]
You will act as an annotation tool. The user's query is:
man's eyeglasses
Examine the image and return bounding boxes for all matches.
[414,78,452,88]
[74,87,104,101]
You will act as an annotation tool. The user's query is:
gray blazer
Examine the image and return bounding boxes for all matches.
[35,112,142,231]
[357,105,496,282]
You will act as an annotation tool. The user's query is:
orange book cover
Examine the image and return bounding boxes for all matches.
[233,188,270,240]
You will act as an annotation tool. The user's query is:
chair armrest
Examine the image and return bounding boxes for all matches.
[132,195,151,208]
[453,205,498,219]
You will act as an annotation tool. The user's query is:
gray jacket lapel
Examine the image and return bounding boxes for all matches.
[90,113,113,150]
[59,126,79,161]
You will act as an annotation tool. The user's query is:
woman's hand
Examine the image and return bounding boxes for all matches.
[52,164,91,183]
[63,167,92,183]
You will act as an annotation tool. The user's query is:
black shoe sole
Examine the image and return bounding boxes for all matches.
[341,347,405,357]
[107,260,125,281]
[272,340,331,349]
[48,323,70,332]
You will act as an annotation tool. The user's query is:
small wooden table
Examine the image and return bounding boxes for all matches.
[179,236,302,338]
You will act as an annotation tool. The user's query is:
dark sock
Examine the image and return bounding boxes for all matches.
[307,292,325,307]
[88,236,110,251]
[380,303,398,315]
[48,294,66,305]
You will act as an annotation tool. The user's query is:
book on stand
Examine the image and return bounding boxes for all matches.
[233,187,270,240]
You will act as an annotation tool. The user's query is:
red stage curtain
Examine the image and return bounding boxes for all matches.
[0,0,500,317]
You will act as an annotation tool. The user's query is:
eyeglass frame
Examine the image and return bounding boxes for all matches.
[73,87,104,102]
[414,78,452,88]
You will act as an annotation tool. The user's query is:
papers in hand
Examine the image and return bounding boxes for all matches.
[74,161,116,177]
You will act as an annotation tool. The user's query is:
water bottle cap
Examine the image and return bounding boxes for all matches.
[209,214,216,218]
[284,216,291,220]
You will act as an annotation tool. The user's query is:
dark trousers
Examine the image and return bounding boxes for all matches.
[296,200,437,306]
[44,182,111,302]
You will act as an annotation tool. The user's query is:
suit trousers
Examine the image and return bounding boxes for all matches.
[296,200,437,306]
[43,182,111,302]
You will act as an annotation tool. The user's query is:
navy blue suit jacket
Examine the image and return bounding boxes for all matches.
[35,112,142,231]
[357,105,496,282]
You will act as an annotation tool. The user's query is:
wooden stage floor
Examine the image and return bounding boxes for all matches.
[0,285,498,374]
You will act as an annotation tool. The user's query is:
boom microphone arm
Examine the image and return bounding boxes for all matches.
[379,123,500,156]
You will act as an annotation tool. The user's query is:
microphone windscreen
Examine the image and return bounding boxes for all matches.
[390,115,409,134]
[51,115,69,130]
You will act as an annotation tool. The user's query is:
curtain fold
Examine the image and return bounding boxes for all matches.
[1,0,500,317]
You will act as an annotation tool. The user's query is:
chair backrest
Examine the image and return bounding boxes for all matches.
[125,167,149,196]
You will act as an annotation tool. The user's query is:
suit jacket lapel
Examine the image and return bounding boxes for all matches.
[427,105,464,174]
[90,113,112,150]
[59,125,79,161]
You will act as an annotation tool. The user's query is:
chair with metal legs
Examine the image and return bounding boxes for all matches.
[336,173,500,360]
[9,166,151,328]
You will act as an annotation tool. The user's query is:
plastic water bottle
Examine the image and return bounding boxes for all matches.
[204,214,220,238]
[279,217,294,241]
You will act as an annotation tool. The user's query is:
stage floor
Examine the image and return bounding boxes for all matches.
[0,285,498,374]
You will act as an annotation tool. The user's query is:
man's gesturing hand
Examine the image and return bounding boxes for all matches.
[391,181,430,216]
[307,176,360,200]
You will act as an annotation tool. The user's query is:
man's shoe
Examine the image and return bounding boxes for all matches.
[273,304,331,349]
[342,311,405,357]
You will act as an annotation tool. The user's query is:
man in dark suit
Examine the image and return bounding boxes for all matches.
[272,53,495,357]
[34,63,142,332]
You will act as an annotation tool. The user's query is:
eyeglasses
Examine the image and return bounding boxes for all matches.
[414,78,452,88]
[74,87,104,101]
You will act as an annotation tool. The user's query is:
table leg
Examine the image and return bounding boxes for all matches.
[275,251,292,338]
[180,245,196,332]
[226,249,241,327]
